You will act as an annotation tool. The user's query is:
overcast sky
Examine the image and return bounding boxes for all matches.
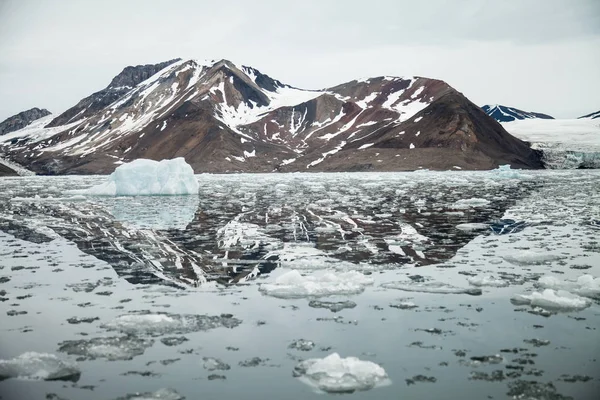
[0,0,599,121]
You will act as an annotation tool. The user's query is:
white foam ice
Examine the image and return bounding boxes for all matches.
[74,158,199,196]
[115,388,184,400]
[536,275,600,299]
[503,251,563,266]
[511,289,592,311]
[467,275,509,287]
[293,353,389,393]
[102,314,180,334]
[456,223,489,231]
[259,270,374,299]
[489,164,532,179]
[0,352,80,381]
[381,280,482,295]
[453,198,490,208]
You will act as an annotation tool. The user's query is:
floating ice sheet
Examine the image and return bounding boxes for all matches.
[293,353,389,393]
[381,280,482,295]
[511,289,592,311]
[467,275,509,287]
[536,275,600,300]
[259,270,374,299]
[0,352,80,381]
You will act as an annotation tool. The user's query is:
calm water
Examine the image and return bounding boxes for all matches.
[0,171,599,399]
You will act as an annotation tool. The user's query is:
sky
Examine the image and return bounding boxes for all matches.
[0,0,599,121]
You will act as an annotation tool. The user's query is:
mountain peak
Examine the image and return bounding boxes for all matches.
[482,104,554,122]
[0,107,51,136]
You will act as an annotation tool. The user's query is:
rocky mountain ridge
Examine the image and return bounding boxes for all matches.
[0,59,543,174]
[0,107,51,136]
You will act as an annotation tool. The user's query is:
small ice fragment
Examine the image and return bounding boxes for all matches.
[382,280,482,296]
[0,352,80,381]
[467,275,509,287]
[510,289,591,311]
[293,353,389,393]
[259,270,373,299]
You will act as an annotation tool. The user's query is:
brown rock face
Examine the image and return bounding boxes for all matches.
[0,59,542,174]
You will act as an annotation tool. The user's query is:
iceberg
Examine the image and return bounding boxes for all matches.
[0,352,80,381]
[259,270,374,299]
[511,289,592,311]
[76,158,199,196]
[381,280,482,295]
[467,275,509,287]
[293,353,389,393]
[536,275,600,299]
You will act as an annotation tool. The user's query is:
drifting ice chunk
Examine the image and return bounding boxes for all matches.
[293,353,389,393]
[489,164,532,179]
[456,223,489,232]
[467,275,509,287]
[453,198,490,208]
[101,312,241,336]
[0,352,80,381]
[537,275,600,299]
[58,336,154,361]
[76,158,199,196]
[381,280,482,295]
[259,270,374,299]
[115,388,184,400]
[503,251,563,266]
[511,289,591,311]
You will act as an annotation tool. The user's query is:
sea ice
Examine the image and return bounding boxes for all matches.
[74,158,199,196]
[489,164,531,179]
[453,198,490,208]
[259,270,374,299]
[114,388,184,400]
[381,280,482,295]
[503,251,563,266]
[467,275,509,287]
[455,223,489,232]
[511,289,592,311]
[0,352,80,381]
[101,312,241,336]
[58,336,155,361]
[536,275,600,299]
[293,353,389,393]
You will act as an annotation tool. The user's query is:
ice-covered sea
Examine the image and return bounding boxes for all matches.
[0,170,599,400]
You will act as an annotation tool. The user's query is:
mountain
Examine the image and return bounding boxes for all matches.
[579,110,600,120]
[0,59,543,174]
[0,107,51,136]
[482,104,554,122]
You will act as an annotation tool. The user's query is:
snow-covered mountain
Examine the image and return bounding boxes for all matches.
[579,110,600,120]
[482,104,554,123]
[0,107,51,136]
[0,59,542,174]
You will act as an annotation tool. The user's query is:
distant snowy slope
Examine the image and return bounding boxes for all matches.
[579,110,600,120]
[482,104,553,122]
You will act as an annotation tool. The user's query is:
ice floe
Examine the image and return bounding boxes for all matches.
[101,312,242,336]
[503,251,564,266]
[114,388,184,400]
[381,280,482,295]
[58,336,155,361]
[293,353,389,393]
[511,289,592,311]
[536,274,600,299]
[259,270,374,299]
[74,158,199,196]
[0,352,80,381]
[467,275,509,287]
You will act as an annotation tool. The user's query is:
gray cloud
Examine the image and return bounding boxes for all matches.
[0,0,599,120]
